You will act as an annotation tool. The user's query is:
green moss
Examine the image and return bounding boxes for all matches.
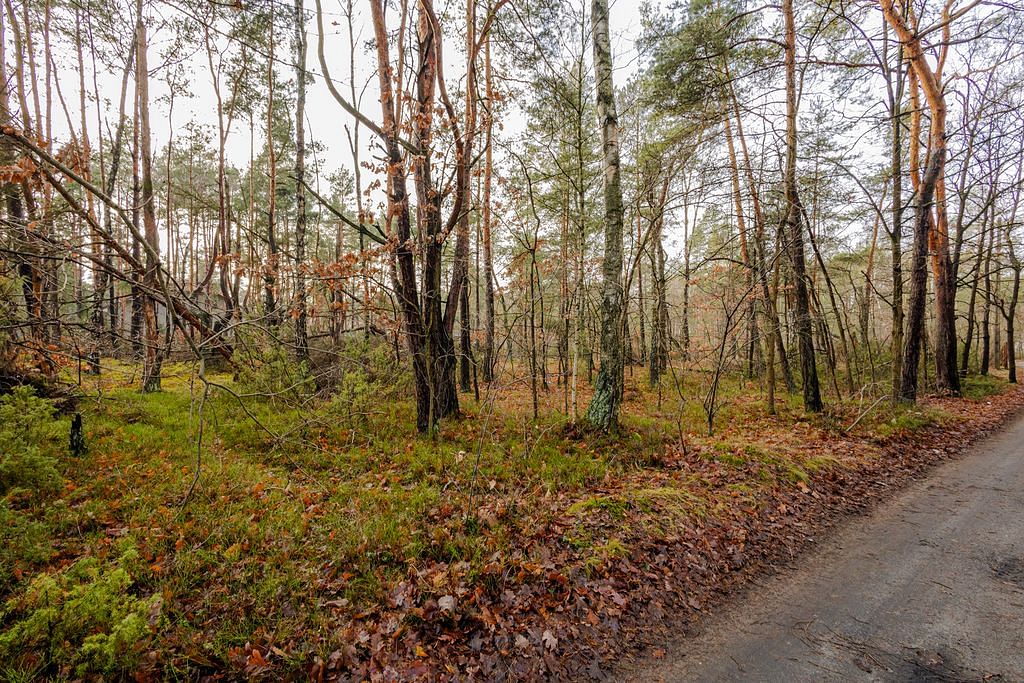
[962,374,1006,400]
[0,547,159,678]
[567,494,628,519]
[7,358,1000,677]
[0,388,64,591]
[631,486,710,520]
[582,537,629,576]
[875,405,948,438]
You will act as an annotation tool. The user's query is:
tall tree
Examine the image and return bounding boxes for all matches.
[880,0,961,397]
[583,0,625,430]
[136,0,162,392]
[481,30,496,383]
[263,0,279,328]
[294,0,309,361]
[781,0,822,412]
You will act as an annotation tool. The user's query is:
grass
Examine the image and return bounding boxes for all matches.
[1,356,1016,678]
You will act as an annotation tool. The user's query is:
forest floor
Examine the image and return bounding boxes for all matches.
[2,358,1023,681]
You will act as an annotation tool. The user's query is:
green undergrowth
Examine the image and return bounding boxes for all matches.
[1,359,1014,678]
[962,373,1006,400]
[873,404,949,439]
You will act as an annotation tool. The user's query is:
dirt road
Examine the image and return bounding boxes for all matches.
[622,411,1024,682]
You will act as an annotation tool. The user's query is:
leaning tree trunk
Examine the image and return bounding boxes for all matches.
[583,0,625,431]
[879,0,959,397]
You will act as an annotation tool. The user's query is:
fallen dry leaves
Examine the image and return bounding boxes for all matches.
[150,384,1024,682]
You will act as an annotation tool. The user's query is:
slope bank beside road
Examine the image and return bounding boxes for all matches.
[618,387,1024,681]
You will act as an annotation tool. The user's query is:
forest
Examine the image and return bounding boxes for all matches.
[1,0,1023,679]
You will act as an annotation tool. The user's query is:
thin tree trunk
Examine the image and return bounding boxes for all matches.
[723,111,757,380]
[960,190,991,375]
[648,174,669,387]
[458,0,477,394]
[343,0,369,343]
[584,0,625,431]
[481,33,496,382]
[981,217,994,375]
[879,0,959,396]
[294,0,309,361]
[366,0,431,431]
[130,80,143,360]
[1003,177,1021,383]
[882,18,906,401]
[136,3,162,392]
[264,0,279,327]
[899,153,943,401]
[727,77,794,392]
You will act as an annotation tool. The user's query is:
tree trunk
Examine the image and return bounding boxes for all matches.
[723,111,757,380]
[481,34,496,382]
[889,89,905,400]
[861,203,881,355]
[1004,179,1021,384]
[981,217,993,375]
[415,2,461,424]
[1,7,46,353]
[583,0,625,431]
[879,0,959,396]
[782,0,822,412]
[648,175,669,387]
[136,4,162,392]
[899,153,943,401]
[1006,275,1019,384]
[294,0,309,361]
[727,78,794,392]
[367,0,431,431]
[264,0,279,328]
[130,106,143,360]
[960,190,992,375]
[457,0,477,394]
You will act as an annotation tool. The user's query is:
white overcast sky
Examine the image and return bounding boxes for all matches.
[131,0,650,183]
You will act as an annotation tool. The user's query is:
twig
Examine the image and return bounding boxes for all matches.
[843,395,888,434]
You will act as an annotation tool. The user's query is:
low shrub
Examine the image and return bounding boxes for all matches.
[0,387,62,591]
[234,343,315,403]
[0,386,61,495]
[323,339,410,428]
